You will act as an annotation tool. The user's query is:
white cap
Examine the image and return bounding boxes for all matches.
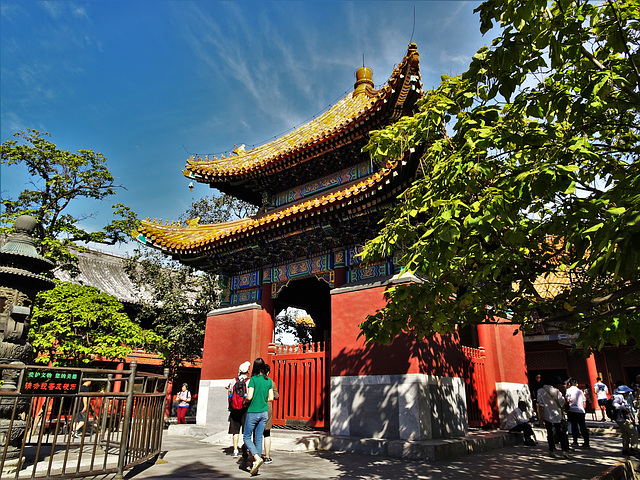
[239,361,250,374]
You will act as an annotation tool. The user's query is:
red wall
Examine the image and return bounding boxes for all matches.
[331,284,464,377]
[477,321,528,384]
[201,306,273,380]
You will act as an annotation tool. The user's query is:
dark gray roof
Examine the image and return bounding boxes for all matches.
[54,247,151,305]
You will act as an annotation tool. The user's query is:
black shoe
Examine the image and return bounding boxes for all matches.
[263,457,273,464]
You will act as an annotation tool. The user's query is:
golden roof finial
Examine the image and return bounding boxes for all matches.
[354,65,374,96]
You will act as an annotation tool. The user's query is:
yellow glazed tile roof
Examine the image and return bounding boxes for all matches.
[138,159,399,254]
[185,93,378,179]
[184,44,420,181]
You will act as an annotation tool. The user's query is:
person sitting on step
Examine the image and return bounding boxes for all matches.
[506,400,537,446]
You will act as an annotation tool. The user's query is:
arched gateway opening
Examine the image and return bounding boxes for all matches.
[269,277,332,429]
[273,276,331,344]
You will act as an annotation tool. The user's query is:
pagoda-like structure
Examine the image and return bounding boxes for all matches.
[138,44,528,440]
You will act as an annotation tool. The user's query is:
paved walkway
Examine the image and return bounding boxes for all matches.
[122,426,640,480]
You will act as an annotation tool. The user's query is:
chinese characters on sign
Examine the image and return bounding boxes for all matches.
[21,368,82,395]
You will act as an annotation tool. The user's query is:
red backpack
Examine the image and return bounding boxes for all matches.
[230,377,247,410]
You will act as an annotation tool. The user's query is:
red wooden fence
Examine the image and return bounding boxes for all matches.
[462,345,491,427]
[268,342,329,429]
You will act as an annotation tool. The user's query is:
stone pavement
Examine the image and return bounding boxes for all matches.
[120,422,640,480]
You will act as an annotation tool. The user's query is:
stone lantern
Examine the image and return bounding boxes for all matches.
[0,215,55,467]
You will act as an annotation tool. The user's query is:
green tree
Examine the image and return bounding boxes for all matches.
[0,129,138,272]
[275,307,315,344]
[127,193,256,372]
[179,193,257,224]
[360,0,640,350]
[30,282,169,367]
[123,249,218,374]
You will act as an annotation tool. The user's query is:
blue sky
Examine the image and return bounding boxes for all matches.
[1,0,495,254]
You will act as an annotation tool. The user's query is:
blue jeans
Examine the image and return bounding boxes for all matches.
[243,411,268,457]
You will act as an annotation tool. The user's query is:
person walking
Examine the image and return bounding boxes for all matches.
[594,377,609,421]
[176,383,191,425]
[262,364,280,464]
[537,376,570,458]
[71,379,92,438]
[227,361,251,458]
[243,358,273,476]
[565,378,590,448]
[612,381,639,455]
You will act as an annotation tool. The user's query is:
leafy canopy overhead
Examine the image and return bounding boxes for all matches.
[0,129,138,271]
[30,282,169,367]
[360,0,640,350]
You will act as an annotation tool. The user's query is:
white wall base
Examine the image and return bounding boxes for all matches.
[495,381,531,428]
[330,374,467,440]
[196,379,232,431]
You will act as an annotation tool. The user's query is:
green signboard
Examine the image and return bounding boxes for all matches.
[21,368,82,395]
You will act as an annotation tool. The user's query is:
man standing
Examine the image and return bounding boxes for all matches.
[565,378,590,448]
[506,401,537,446]
[594,377,609,421]
[612,381,638,456]
[530,374,544,426]
[537,377,570,458]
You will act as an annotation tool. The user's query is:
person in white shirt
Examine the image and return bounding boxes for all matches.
[594,377,609,421]
[506,400,536,446]
[537,376,570,458]
[565,378,590,448]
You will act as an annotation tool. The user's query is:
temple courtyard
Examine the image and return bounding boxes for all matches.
[53,421,638,479]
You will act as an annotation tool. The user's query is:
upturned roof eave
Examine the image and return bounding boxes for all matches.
[183,44,421,184]
[137,149,416,256]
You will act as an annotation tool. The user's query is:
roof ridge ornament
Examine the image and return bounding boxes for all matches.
[353,66,374,96]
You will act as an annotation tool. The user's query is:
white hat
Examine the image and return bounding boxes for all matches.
[239,361,250,374]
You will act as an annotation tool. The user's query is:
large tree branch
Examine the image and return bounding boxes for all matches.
[607,0,640,92]
[579,45,640,105]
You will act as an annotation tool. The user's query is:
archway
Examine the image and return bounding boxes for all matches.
[273,276,331,344]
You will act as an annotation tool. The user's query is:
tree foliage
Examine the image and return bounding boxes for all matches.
[127,193,256,372]
[275,307,316,344]
[179,193,257,225]
[0,129,138,272]
[360,0,640,350]
[30,282,169,367]
[123,249,219,374]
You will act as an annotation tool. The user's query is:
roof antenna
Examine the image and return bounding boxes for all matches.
[410,6,416,44]
[363,54,365,68]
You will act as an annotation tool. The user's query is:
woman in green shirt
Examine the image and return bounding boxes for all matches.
[243,358,273,476]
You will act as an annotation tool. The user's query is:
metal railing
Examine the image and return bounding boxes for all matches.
[0,361,169,479]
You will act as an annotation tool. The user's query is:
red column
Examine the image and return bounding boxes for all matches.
[585,353,599,410]
[165,378,174,418]
[113,361,124,393]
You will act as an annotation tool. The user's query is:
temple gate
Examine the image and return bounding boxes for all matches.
[137,43,529,439]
